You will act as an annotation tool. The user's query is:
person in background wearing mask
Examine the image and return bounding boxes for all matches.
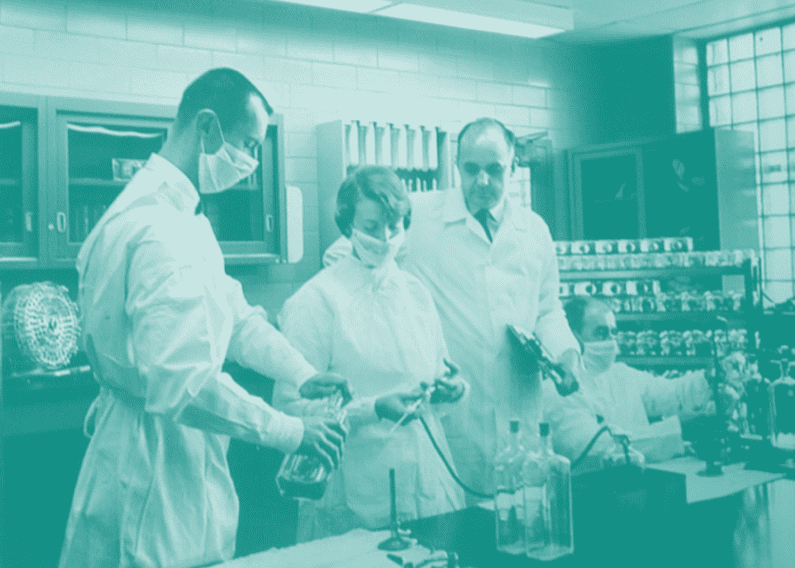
[543,296,715,469]
[274,166,468,542]
[324,118,580,502]
[60,68,351,568]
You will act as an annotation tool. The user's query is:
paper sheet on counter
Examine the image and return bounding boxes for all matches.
[216,529,437,568]
[647,456,785,503]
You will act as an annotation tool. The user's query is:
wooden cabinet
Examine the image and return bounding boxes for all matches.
[0,93,290,268]
[0,95,43,266]
[568,128,759,252]
[45,98,173,266]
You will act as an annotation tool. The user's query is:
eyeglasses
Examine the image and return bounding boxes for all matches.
[461,162,509,178]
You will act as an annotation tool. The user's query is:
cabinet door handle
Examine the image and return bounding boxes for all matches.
[56,211,67,233]
[25,211,33,233]
[265,214,274,233]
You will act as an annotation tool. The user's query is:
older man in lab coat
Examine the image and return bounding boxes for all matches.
[59,68,350,568]
[324,118,580,501]
[543,296,714,469]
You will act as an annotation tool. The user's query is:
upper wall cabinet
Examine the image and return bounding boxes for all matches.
[0,95,43,266]
[0,94,288,269]
[46,98,174,266]
[568,128,759,253]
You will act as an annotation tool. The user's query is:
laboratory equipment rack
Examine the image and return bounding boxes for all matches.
[558,257,761,371]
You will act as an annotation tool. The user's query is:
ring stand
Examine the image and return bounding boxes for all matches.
[378,468,412,551]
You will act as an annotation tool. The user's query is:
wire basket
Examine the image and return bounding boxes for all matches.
[2,282,80,371]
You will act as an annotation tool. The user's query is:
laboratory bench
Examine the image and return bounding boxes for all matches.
[218,460,795,568]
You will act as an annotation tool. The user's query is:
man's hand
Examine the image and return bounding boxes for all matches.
[375,392,425,424]
[555,348,581,396]
[297,415,348,471]
[299,373,354,405]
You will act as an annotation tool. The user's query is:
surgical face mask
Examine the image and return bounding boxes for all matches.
[350,227,404,269]
[198,122,259,195]
[582,339,619,374]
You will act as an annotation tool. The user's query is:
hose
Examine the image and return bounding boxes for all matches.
[418,415,493,500]
[571,425,613,469]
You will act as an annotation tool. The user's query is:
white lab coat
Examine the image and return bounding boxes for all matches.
[323,187,578,499]
[60,154,316,568]
[273,255,466,542]
[542,362,712,469]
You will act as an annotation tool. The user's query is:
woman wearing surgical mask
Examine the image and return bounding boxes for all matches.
[541,296,714,471]
[273,166,468,542]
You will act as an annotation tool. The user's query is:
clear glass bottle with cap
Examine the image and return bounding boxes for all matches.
[494,419,526,555]
[769,350,795,450]
[523,422,574,561]
[276,390,347,501]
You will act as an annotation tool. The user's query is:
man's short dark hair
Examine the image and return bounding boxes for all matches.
[564,296,610,335]
[456,117,516,161]
[175,68,273,133]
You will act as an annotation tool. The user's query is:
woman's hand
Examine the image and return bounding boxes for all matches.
[375,392,424,424]
[299,372,354,405]
[428,376,466,404]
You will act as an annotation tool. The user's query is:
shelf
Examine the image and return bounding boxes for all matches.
[0,178,20,187]
[615,311,747,323]
[560,265,749,281]
[70,178,127,187]
[617,356,714,367]
[8,364,92,382]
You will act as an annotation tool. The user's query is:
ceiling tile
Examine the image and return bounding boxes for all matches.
[568,0,705,22]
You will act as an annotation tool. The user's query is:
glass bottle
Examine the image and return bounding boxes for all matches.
[769,354,795,450]
[276,391,347,501]
[524,423,574,561]
[494,419,526,555]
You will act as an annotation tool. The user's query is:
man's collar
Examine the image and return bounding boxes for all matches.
[443,186,523,230]
[148,153,201,214]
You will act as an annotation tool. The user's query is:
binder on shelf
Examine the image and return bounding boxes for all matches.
[363,122,376,166]
[426,126,438,171]
[358,121,370,165]
[406,125,418,171]
[347,121,359,168]
[395,125,408,170]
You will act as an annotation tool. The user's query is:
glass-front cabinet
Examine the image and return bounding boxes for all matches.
[46,99,174,265]
[43,98,285,267]
[0,95,41,265]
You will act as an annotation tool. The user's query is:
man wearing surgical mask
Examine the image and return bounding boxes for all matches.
[542,296,714,470]
[61,68,351,568]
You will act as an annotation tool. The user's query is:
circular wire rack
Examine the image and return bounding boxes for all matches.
[2,282,80,371]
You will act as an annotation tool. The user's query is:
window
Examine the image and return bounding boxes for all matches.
[707,24,795,304]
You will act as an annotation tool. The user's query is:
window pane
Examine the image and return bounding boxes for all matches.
[786,83,795,114]
[761,151,788,183]
[760,119,786,151]
[676,83,700,104]
[757,54,784,88]
[765,248,793,279]
[730,33,754,61]
[710,95,732,126]
[756,27,783,56]
[790,184,795,213]
[783,50,795,83]
[678,105,701,126]
[731,60,756,92]
[784,23,795,51]
[708,64,731,95]
[757,154,762,185]
[758,86,786,119]
[788,116,795,148]
[732,91,757,123]
[734,122,759,151]
[763,183,790,214]
[764,216,791,247]
[707,39,729,66]
[764,280,794,303]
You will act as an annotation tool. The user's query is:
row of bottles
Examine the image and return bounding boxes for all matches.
[342,120,450,192]
[742,347,795,450]
[494,420,574,561]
